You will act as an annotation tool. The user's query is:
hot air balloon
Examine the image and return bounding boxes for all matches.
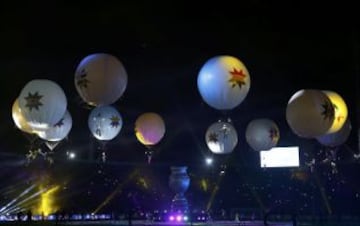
[322,90,348,134]
[135,112,165,164]
[286,89,334,138]
[245,118,280,151]
[197,55,250,110]
[38,110,72,142]
[205,120,238,154]
[18,79,67,131]
[135,112,165,146]
[88,105,123,141]
[75,53,128,106]
[316,119,352,147]
[12,98,36,134]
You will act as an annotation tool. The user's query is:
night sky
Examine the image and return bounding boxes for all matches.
[0,1,359,216]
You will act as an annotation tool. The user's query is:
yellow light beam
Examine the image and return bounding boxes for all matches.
[200,179,208,192]
[313,172,332,215]
[237,157,266,212]
[37,185,60,216]
[2,187,47,215]
[206,156,232,211]
[248,186,266,212]
[92,169,139,214]
[206,183,220,211]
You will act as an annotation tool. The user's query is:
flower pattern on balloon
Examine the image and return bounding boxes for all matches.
[208,132,219,143]
[269,127,279,142]
[24,92,43,111]
[110,115,121,128]
[228,68,247,88]
[321,99,335,121]
[54,118,64,127]
[76,69,90,89]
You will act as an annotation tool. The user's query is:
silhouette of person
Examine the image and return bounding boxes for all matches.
[128,208,133,226]
[17,211,22,222]
[26,209,32,222]
[292,213,297,226]
[55,210,60,225]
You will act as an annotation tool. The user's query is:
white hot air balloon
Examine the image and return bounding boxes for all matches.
[197,55,251,110]
[75,53,128,106]
[88,105,122,141]
[205,121,238,154]
[38,110,72,142]
[18,79,67,131]
[286,89,334,138]
[12,98,36,134]
[245,118,280,151]
[316,119,352,147]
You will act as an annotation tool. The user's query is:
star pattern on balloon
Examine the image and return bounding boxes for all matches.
[24,92,43,111]
[228,68,247,88]
[76,69,90,89]
[110,115,121,128]
[54,118,64,128]
[208,132,219,143]
[269,127,279,142]
[333,103,345,122]
[321,99,335,121]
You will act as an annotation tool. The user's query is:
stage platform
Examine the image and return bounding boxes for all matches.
[2,220,360,226]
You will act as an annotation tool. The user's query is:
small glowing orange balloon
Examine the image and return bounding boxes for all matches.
[135,112,165,146]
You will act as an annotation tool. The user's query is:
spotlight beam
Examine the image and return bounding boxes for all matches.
[313,170,332,215]
[206,156,231,211]
[234,155,266,213]
[0,184,36,214]
[92,169,139,214]
[3,187,49,214]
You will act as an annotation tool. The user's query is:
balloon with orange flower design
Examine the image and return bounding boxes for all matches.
[286,89,334,138]
[197,55,251,110]
[245,118,280,151]
[205,120,238,154]
[88,105,122,141]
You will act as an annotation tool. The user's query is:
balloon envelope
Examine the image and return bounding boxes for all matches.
[286,89,334,138]
[12,98,36,134]
[245,118,280,151]
[135,112,165,146]
[38,110,72,142]
[316,119,351,147]
[18,79,67,131]
[197,55,250,110]
[88,105,123,141]
[75,53,128,106]
[322,90,348,134]
[205,121,238,154]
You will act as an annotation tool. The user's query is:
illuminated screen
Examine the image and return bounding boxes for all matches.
[260,146,300,168]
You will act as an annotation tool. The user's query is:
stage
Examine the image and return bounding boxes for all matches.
[2,220,360,226]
